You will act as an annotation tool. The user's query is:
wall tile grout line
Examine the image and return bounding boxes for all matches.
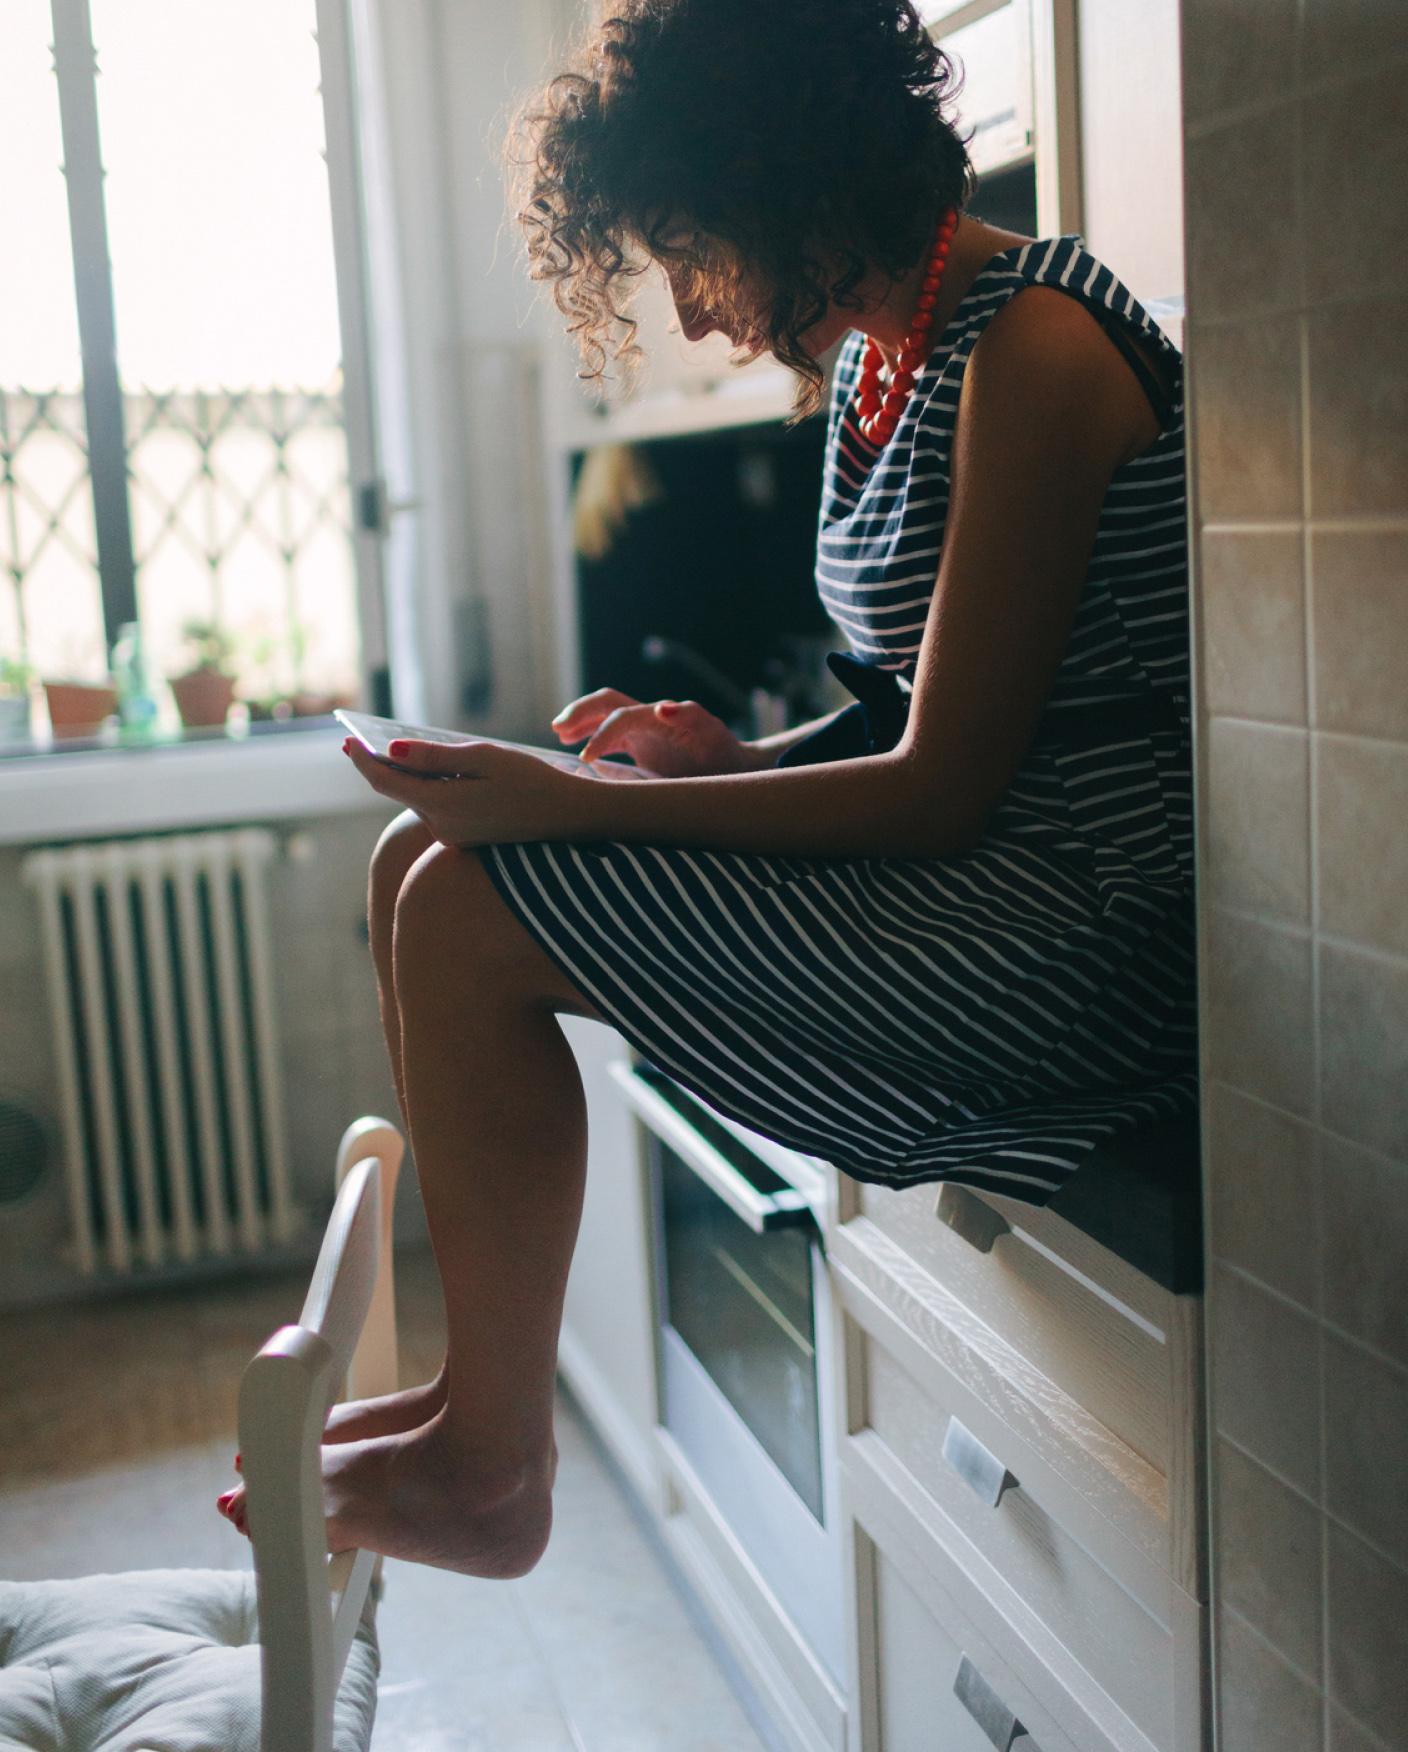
[1213,1260,1408,1383]
[1209,901,1408,977]
[1202,517,1408,536]
[1295,104,1336,1731]
[1182,41,1408,141]
[1219,1598,1321,1695]
[1215,1427,1408,1590]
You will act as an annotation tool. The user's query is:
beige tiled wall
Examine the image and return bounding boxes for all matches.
[1181,2,1408,1748]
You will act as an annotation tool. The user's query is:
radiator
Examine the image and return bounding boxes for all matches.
[22,829,297,1276]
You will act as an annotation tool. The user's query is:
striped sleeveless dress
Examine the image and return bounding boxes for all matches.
[479,232,1197,1206]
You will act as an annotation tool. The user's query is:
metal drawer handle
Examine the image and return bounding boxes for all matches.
[954,1654,1029,1748]
[933,1184,1011,1253]
[942,1415,1018,1507]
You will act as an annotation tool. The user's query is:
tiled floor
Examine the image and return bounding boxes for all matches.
[0,1247,773,1750]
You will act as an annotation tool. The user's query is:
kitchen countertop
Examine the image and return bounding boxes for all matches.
[1040,1109,1203,1294]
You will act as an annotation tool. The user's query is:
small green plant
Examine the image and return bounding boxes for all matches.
[178,618,238,677]
[0,656,34,697]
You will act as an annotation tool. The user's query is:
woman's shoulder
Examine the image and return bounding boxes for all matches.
[995,233,1183,368]
[905,232,1183,440]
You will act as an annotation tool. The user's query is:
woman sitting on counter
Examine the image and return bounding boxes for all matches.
[220,0,1195,1580]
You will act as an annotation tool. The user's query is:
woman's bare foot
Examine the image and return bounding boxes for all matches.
[217,1409,557,1578]
[228,1361,450,1484]
[324,1361,449,1443]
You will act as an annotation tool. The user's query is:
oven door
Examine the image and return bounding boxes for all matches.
[611,1059,845,1685]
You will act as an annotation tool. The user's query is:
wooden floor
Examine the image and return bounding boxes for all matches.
[0,1245,773,1750]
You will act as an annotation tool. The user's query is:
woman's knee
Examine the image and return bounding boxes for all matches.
[394,841,605,1020]
[369,810,435,959]
[394,842,526,980]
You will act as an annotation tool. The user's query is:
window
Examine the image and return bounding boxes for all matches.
[0,0,378,734]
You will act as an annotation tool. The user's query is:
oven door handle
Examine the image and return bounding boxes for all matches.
[609,1062,815,1235]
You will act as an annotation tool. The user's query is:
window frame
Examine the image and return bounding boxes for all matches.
[42,0,392,716]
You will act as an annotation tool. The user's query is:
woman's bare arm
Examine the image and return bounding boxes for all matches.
[550,287,1146,859]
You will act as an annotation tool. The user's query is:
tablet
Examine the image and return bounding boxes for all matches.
[334,709,657,781]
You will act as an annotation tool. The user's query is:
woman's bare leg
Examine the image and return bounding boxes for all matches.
[319,810,450,1444]
[223,839,607,1576]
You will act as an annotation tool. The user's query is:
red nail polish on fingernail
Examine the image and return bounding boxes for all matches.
[217,1491,233,1509]
[388,739,409,757]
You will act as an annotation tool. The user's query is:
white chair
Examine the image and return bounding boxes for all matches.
[0,1115,405,1752]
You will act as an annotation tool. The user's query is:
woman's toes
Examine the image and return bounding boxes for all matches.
[217,1484,249,1536]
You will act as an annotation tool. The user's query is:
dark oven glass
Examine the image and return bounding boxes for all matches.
[655,1135,824,1521]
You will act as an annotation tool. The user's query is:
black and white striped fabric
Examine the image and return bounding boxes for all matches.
[479,232,1197,1205]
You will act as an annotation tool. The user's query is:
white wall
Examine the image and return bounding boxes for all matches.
[1077,0,1185,316]
[364,0,565,736]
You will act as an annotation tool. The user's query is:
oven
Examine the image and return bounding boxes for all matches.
[609,1055,846,1686]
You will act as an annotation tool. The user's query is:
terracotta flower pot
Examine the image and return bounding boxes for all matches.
[43,679,119,738]
[170,667,237,729]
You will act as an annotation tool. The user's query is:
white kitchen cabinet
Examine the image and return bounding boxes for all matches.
[866,1529,1071,1752]
[554,1018,665,1509]
[830,1163,1209,1752]
[919,0,1081,236]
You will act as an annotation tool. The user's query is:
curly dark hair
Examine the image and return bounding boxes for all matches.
[507,0,978,420]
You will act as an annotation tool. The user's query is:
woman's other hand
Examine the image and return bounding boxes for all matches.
[550,689,767,776]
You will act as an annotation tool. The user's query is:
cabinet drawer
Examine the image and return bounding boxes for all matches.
[869,1537,1072,1752]
[855,1180,1170,1472]
[831,1215,1170,1584]
[863,1331,1175,1748]
[848,1418,1182,1752]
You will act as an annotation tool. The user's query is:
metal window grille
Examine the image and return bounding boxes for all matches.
[2,0,379,702]
[1,382,353,692]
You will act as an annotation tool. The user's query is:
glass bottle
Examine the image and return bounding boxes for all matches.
[110,621,159,739]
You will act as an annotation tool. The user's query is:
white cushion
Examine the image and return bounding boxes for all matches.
[0,1568,378,1752]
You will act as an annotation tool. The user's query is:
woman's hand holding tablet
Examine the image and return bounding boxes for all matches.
[335,709,661,782]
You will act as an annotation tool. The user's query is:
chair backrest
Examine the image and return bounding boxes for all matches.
[237,1116,404,1752]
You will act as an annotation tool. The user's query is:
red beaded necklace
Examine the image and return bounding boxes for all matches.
[855,204,960,448]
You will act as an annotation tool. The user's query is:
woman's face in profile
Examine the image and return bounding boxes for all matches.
[651,221,862,363]
[659,255,736,345]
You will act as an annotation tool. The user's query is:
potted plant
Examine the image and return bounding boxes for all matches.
[235,631,288,722]
[169,618,239,729]
[0,657,35,743]
[42,671,120,738]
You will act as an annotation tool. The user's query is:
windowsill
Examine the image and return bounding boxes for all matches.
[0,718,386,847]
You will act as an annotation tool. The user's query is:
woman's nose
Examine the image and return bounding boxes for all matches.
[668,287,716,343]
[678,308,717,343]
